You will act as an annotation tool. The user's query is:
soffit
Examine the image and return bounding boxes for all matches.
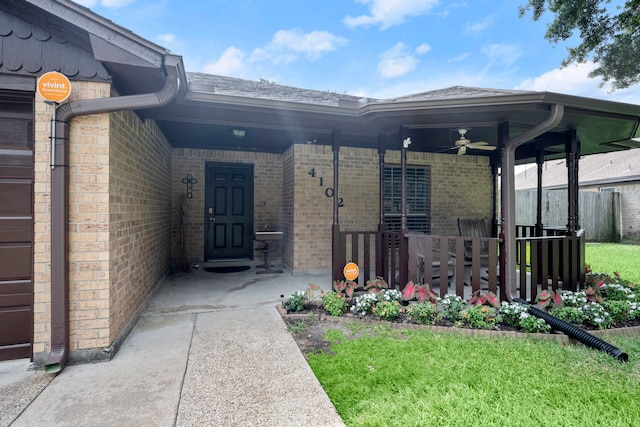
[143,77,640,161]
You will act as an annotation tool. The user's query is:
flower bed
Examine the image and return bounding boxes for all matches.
[280,266,640,337]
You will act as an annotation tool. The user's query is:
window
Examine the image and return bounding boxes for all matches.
[383,165,431,232]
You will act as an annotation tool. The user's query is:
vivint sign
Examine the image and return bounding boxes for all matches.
[37,71,72,103]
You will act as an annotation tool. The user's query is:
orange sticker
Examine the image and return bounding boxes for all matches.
[37,71,72,103]
[343,262,359,281]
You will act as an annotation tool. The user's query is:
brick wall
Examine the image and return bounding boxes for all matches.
[108,108,172,343]
[171,148,284,268]
[33,81,173,360]
[169,144,492,273]
[288,145,493,271]
[34,81,114,356]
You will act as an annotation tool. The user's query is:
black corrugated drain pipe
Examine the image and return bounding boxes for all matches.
[513,298,628,362]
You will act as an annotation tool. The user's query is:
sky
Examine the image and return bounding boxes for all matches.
[74,0,640,104]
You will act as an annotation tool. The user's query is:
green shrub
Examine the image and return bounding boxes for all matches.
[405,301,438,325]
[284,291,306,312]
[440,294,467,322]
[549,306,586,324]
[498,301,529,328]
[519,314,551,333]
[322,291,348,317]
[458,305,501,329]
[581,303,612,329]
[373,300,401,321]
[351,293,378,316]
[599,283,635,301]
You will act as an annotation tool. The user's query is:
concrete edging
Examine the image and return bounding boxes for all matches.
[277,304,640,346]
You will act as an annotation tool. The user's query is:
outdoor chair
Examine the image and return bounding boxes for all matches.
[457,219,496,286]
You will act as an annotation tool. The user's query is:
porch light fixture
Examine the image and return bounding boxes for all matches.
[232,127,247,138]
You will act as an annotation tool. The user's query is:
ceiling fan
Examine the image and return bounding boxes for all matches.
[450,129,497,155]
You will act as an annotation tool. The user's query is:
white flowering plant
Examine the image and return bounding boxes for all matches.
[379,289,402,303]
[351,293,378,316]
[497,302,551,333]
[580,303,612,329]
[284,291,307,312]
[439,294,467,322]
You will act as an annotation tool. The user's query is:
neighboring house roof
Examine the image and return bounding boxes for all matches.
[515,149,640,190]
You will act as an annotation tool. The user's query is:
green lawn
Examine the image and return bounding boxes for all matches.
[585,243,640,284]
[310,327,640,426]
[308,243,640,427]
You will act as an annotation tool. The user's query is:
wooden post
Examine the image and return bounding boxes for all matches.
[377,134,386,278]
[535,149,544,237]
[331,130,342,281]
[566,129,580,234]
[497,121,509,300]
[399,126,409,288]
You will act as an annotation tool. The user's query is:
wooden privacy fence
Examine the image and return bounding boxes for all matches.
[515,190,619,242]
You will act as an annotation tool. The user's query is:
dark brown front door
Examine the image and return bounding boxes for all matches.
[204,163,253,260]
[0,90,34,361]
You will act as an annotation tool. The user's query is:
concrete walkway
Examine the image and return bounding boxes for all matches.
[2,265,344,427]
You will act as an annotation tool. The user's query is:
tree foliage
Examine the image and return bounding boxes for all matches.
[519,0,640,90]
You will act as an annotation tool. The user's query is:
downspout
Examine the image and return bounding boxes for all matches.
[501,103,564,302]
[502,105,627,361]
[44,58,180,373]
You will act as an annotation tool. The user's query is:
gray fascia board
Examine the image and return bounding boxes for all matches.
[184,91,363,118]
[183,87,640,129]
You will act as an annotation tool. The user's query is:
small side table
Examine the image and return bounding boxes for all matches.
[254,232,283,274]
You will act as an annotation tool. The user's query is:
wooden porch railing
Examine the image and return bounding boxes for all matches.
[515,228,585,302]
[333,227,586,302]
[332,230,501,298]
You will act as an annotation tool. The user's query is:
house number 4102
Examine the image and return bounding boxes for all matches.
[308,168,343,207]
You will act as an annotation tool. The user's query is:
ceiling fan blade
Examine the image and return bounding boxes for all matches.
[467,144,496,151]
[467,141,490,146]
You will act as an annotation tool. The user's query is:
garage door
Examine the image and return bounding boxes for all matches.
[0,90,34,361]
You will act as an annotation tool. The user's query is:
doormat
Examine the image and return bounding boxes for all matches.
[204,266,251,273]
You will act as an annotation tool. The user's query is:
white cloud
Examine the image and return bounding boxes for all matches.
[250,29,348,64]
[101,0,134,6]
[448,52,470,63]
[344,0,439,30]
[515,62,599,94]
[156,34,176,44]
[72,0,98,6]
[378,42,419,78]
[482,44,522,67]
[514,61,640,103]
[415,43,431,55]
[465,15,494,34]
[72,0,133,7]
[203,47,248,77]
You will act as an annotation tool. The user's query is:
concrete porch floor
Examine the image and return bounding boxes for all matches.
[2,262,345,426]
